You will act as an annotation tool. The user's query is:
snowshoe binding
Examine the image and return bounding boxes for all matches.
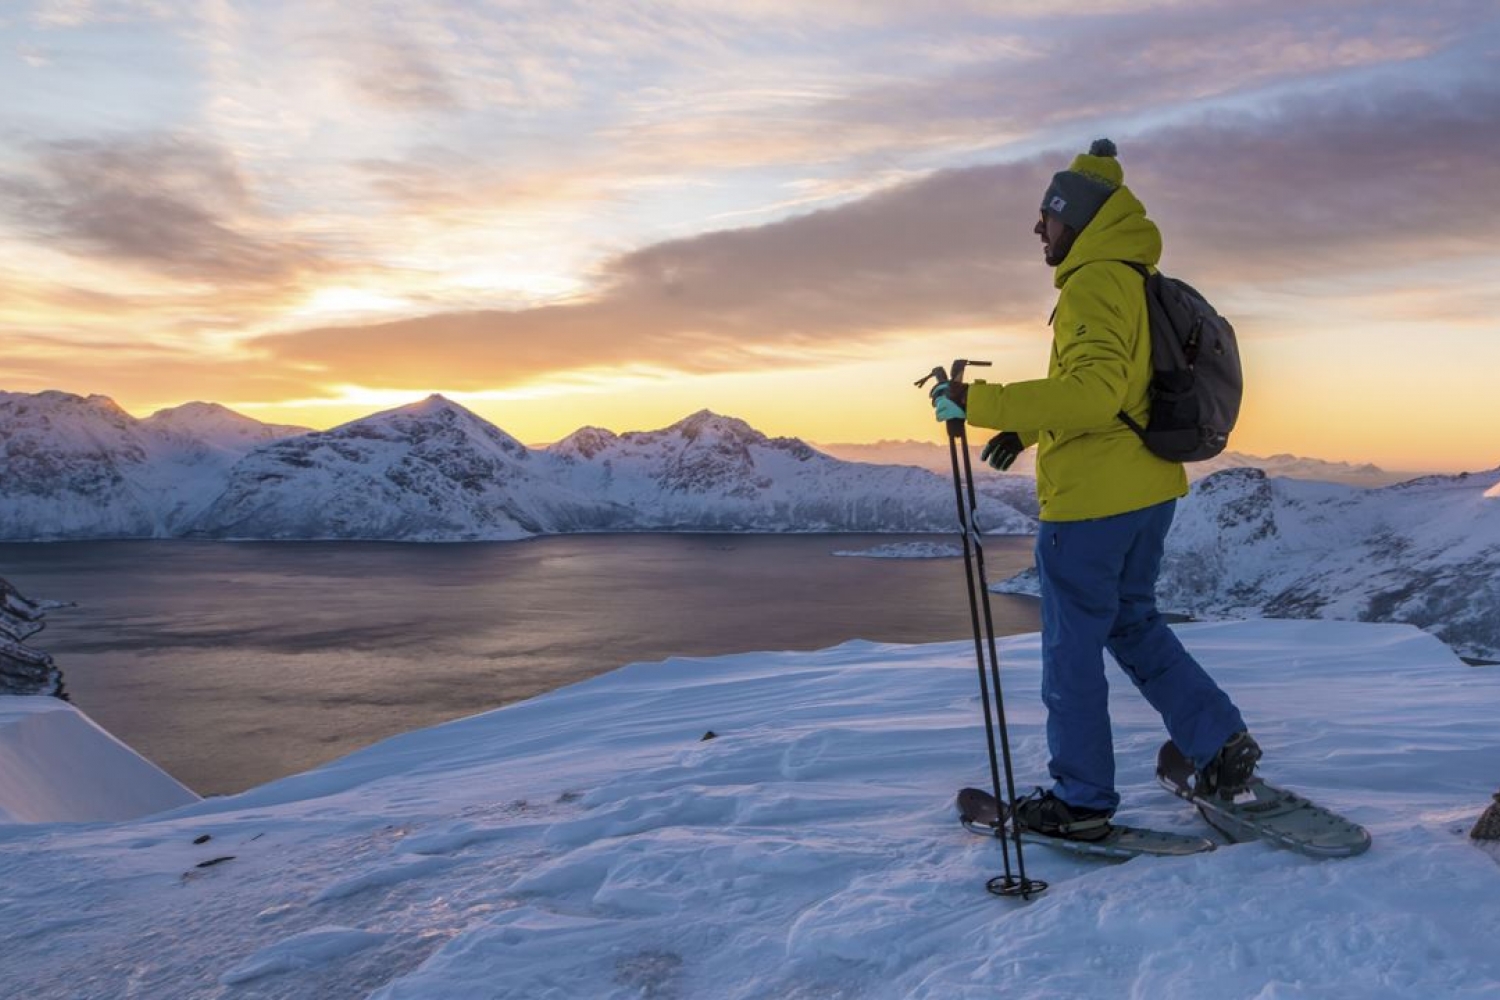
[1156,738,1371,858]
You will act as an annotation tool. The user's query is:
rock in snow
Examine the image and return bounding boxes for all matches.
[0,577,66,698]
[0,620,1497,998]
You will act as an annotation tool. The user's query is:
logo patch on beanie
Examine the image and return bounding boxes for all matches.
[1049,196,1067,214]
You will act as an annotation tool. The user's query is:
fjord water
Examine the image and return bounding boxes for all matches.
[0,535,1039,795]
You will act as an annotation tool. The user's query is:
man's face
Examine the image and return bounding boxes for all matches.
[1034,212,1073,267]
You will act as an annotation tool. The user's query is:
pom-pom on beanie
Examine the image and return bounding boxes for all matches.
[1040,138,1122,233]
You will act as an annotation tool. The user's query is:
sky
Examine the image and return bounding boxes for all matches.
[1,0,1497,472]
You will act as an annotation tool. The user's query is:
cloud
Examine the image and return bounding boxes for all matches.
[346,37,459,112]
[28,0,184,28]
[0,134,328,285]
[247,70,1500,394]
[8,0,1496,415]
[1131,76,1500,281]
[568,0,1478,184]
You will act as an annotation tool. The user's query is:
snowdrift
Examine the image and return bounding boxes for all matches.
[0,697,197,823]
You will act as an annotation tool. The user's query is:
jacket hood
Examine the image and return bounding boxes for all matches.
[1054,184,1162,289]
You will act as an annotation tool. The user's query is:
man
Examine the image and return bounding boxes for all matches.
[929,139,1260,841]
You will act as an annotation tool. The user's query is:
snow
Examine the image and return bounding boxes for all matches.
[995,466,1500,660]
[220,927,391,986]
[832,541,963,558]
[1,393,1035,539]
[0,697,198,822]
[542,409,1035,534]
[812,440,1424,487]
[0,391,308,538]
[2,620,1498,999]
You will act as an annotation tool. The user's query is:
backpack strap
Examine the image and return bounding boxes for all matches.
[1116,260,1153,442]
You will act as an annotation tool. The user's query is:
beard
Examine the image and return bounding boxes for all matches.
[1044,226,1078,267]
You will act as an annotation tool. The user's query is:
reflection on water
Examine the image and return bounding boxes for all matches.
[0,534,1039,795]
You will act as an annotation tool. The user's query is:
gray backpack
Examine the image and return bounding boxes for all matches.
[1116,262,1242,462]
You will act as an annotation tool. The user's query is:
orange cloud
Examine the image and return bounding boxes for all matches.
[238,71,1500,399]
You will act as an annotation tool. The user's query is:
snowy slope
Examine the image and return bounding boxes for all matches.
[546,411,1036,533]
[0,697,198,822]
[995,467,1500,661]
[191,396,624,540]
[0,391,308,539]
[0,620,1496,999]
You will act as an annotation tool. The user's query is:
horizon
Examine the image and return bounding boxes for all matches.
[14,384,1480,477]
[3,3,1498,473]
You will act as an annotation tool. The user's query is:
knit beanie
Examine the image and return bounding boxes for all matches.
[1040,138,1123,233]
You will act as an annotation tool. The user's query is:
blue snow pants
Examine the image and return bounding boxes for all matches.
[1036,499,1246,812]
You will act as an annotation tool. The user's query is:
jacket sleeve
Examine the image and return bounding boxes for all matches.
[965,271,1133,434]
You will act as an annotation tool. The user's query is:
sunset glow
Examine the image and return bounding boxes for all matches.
[3,1,1497,472]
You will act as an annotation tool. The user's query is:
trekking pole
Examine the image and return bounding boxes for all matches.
[917,360,1046,900]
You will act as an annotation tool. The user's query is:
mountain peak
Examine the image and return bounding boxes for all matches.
[667,410,762,442]
[142,402,311,447]
[349,394,484,427]
[405,393,463,415]
[335,394,529,458]
[150,400,234,418]
[550,426,620,460]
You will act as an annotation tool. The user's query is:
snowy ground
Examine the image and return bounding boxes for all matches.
[2,620,1498,999]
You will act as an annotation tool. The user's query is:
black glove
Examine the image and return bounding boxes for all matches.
[980,431,1024,471]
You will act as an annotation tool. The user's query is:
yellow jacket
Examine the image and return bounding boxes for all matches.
[965,185,1187,521]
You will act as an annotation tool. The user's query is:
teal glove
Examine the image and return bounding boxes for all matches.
[980,431,1024,471]
[934,397,966,422]
[928,381,968,422]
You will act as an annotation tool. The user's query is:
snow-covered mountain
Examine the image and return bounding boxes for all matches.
[814,439,1420,487]
[0,391,309,539]
[812,437,1040,478]
[191,396,623,540]
[140,400,308,454]
[1186,450,1416,486]
[546,411,1035,533]
[996,466,1500,661]
[1,392,1036,539]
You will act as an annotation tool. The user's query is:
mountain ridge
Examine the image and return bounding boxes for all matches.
[0,390,1034,540]
[993,465,1500,660]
